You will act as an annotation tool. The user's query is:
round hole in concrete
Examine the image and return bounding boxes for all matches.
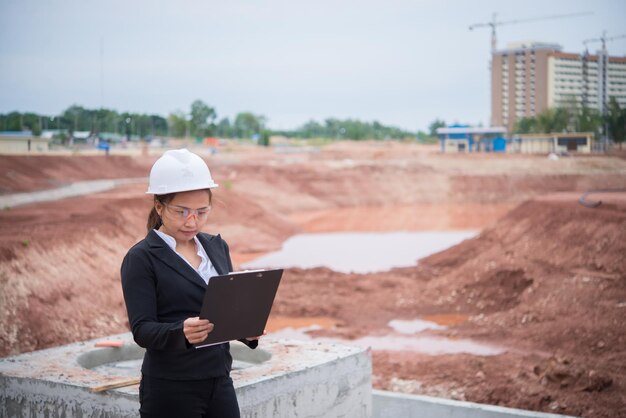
[77,341,272,375]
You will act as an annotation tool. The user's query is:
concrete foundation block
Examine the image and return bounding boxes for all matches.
[373,390,578,418]
[0,333,372,418]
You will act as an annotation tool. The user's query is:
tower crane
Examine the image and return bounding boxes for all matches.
[583,32,626,51]
[581,32,626,149]
[469,11,593,53]
[581,32,626,110]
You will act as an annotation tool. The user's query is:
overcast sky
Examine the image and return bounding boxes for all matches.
[1,0,625,132]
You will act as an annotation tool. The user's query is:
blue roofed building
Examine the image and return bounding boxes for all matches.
[436,126,507,153]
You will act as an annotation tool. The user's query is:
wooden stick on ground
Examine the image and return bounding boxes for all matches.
[89,377,141,393]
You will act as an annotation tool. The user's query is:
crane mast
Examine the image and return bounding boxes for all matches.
[581,32,626,150]
[582,32,626,111]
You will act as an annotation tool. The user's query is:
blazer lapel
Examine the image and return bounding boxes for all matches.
[197,233,230,275]
[146,230,207,289]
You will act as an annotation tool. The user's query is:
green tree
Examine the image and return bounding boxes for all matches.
[259,129,271,146]
[234,112,265,139]
[576,106,602,136]
[2,112,23,131]
[150,115,169,137]
[168,110,188,138]
[2,106,170,140]
[216,117,233,138]
[514,117,537,134]
[416,130,432,142]
[324,118,343,139]
[428,118,446,137]
[190,100,217,138]
[606,96,626,148]
[63,105,88,132]
[93,108,118,133]
[22,113,42,136]
[535,107,570,133]
[119,112,134,140]
[299,120,325,138]
[515,104,604,136]
[275,118,415,140]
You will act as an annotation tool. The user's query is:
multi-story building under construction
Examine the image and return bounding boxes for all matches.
[491,41,626,133]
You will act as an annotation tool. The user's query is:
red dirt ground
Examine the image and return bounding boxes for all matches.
[1,143,625,417]
[0,154,150,194]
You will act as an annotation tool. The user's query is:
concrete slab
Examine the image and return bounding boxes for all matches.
[0,332,372,417]
[373,390,579,418]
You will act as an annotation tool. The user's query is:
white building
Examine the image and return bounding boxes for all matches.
[491,41,626,132]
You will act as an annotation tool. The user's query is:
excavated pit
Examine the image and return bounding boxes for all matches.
[1,144,625,417]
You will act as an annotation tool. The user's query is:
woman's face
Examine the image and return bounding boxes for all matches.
[155,189,212,244]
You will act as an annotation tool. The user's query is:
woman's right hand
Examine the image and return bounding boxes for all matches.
[183,317,214,344]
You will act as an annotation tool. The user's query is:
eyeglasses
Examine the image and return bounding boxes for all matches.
[163,203,212,220]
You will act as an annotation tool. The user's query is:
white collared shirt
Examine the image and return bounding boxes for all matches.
[153,229,218,285]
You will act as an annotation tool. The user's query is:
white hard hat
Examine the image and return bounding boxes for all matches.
[146,149,218,195]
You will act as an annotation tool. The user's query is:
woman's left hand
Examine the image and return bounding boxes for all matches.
[183,317,214,344]
[246,329,267,341]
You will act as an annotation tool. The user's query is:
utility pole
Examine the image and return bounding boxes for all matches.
[100,37,104,109]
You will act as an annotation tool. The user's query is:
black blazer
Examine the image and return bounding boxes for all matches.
[121,230,257,380]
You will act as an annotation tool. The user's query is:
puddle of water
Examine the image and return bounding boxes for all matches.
[352,335,505,356]
[265,315,501,356]
[388,319,446,334]
[242,231,477,273]
[267,326,505,356]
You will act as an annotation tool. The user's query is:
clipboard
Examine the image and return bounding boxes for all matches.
[195,268,283,348]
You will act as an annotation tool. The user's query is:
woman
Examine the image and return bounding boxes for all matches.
[121,148,258,418]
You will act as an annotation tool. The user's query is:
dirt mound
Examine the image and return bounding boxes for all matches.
[0,155,152,194]
[272,197,626,417]
[417,196,626,416]
[451,174,626,203]
[0,187,142,353]
[461,268,533,313]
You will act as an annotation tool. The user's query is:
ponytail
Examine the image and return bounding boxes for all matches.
[146,206,162,232]
[146,193,175,233]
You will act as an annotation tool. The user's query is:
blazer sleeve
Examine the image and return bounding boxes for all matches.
[239,338,259,349]
[121,248,188,351]
[223,237,234,273]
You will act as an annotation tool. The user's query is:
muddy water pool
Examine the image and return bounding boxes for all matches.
[242,231,477,273]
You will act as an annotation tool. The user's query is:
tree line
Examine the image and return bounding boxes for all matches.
[0,100,418,142]
[4,97,622,144]
[0,106,169,138]
[514,96,626,145]
[0,100,271,141]
[274,118,417,140]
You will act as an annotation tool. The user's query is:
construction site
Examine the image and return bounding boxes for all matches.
[0,140,625,417]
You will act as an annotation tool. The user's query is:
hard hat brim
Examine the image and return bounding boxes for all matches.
[145,183,219,195]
